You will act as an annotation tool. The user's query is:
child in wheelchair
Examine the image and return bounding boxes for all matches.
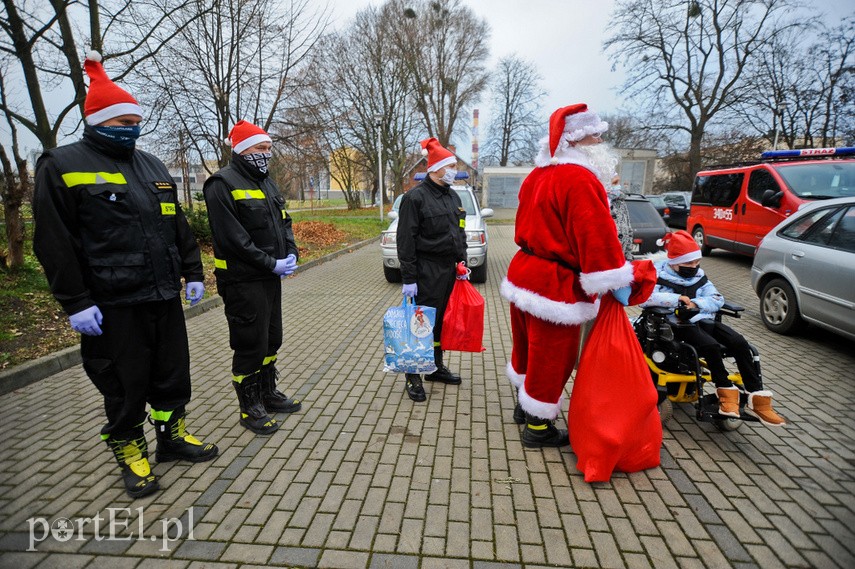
[640,230,786,427]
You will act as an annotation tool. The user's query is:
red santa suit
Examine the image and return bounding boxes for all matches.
[501,146,634,419]
[502,104,661,481]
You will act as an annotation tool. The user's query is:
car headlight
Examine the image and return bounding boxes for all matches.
[465,230,486,245]
[381,232,396,246]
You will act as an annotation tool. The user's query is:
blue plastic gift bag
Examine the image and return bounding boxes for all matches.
[383,297,437,374]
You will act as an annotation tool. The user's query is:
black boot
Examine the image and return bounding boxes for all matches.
[521,414,570,448]
[260,365,302,414]
[512,403,526,425]
[405,373,426,402]
[424,348,461,384]
[104,428,159,499]
[233,373,279,435]
[152,408,219,463]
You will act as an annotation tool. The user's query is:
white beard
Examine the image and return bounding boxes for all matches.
[577,143,619,186]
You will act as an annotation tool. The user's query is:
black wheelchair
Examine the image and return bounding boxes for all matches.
[632,301,762,431]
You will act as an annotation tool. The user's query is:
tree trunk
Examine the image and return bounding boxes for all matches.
[0,145,26,270]
[688,129,704,179]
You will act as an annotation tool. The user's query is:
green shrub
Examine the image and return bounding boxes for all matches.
[185,208,212,244]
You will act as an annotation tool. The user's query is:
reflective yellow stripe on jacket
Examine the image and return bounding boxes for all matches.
[61,172,127,187]
[230,189,265,200]
[214,258,228,269]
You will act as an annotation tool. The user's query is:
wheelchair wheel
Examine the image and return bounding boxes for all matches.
[658,399,673,425]
[713,416,743,432]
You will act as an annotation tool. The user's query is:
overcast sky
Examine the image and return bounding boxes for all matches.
[326,0,854,158]
[3,0,852,157]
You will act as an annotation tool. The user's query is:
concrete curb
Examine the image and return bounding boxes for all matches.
[0,236,379,396]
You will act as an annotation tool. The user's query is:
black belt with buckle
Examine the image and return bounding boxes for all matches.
[519,247,579,272]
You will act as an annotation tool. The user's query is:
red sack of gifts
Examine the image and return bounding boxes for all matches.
[568,263,662,482]
[440,278,486,352]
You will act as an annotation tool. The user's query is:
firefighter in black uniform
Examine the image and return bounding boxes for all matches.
[203,120,301,435]
[32,52,218,499]
[397,137,469,402]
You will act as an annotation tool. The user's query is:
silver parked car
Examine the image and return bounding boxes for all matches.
[381,183,493,283]
[750,196,855,341]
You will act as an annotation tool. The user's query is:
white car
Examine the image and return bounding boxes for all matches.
[750,196,855,341]
[381,183,493,283]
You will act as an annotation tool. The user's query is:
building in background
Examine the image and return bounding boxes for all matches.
[482,148,657,208]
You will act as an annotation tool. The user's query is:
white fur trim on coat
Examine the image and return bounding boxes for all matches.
[579,262,634,296]
[501,278,600,326]
[506,362,525,388]
[519,383,563,420]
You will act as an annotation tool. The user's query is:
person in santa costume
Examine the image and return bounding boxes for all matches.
[396,138,469,402]
[501,103,653,448]
[33,52,218,498]
[641,230,786,426]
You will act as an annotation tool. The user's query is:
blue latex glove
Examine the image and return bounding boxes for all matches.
[402,283,418,298]
[612,285,632,306]
[273,257,296,277]
[69,305,103,336]
[185,281,204,306]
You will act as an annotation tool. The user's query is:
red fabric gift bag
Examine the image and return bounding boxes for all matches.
[568,261,662,482]
[440,279,486,352]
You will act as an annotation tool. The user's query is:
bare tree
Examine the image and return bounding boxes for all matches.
[482,55,545,167]
[0,0,206,150]
[297,4,421,208]
[733,17,854,150]
[808,18,855,147]
[389,0,490,147]
[605,0,801,176]
[0,65,27,269]
[600,113,668,151]
[0,0,202,269]
[131,0,328,173]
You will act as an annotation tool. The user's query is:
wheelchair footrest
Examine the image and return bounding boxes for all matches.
[697,394,760,423]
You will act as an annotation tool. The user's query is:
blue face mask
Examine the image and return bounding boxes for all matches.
[93,125,141,148]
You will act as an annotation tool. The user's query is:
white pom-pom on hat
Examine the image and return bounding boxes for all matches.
[86,50,102,63]
[421,148,428,156]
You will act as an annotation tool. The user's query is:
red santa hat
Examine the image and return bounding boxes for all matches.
[660,230,702,265]
[420,138,456,172]
[548,104,609,157]
[83,52,143,125]
[228,120,272,154]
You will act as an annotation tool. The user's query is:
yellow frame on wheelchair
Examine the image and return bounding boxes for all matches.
[645,356,744,403]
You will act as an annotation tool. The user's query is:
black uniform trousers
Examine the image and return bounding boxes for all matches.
[81,298,191,437]
[673,319,762,392]
[414,256,457,355]
[219,278,282,378]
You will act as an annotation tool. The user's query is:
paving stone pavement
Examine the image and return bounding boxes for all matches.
[1,223,853,569]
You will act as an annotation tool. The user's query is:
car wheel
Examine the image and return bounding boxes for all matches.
[692,226,712,256]
[470,259,487,283]
[760,278,806,335]
[384,265,402,283]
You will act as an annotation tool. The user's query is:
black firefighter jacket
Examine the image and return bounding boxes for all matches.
[396,176,467,284]
[33,126,204,316]
[203,154,298,284]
